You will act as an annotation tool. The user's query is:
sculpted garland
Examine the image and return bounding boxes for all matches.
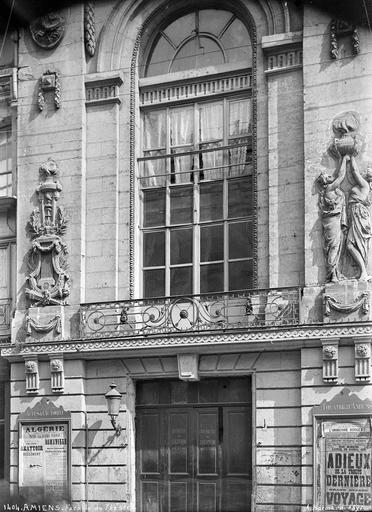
[318,112,372,283]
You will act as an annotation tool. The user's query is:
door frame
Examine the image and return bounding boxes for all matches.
[129,367,256,512]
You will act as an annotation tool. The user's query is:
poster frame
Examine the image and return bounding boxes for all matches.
[18,398,72,504]
[312,389,372,512]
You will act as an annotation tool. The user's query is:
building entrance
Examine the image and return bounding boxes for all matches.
[136,377,252,512]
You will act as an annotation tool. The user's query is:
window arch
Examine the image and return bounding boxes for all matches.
[138,6,255,299]
[145,9,252,76]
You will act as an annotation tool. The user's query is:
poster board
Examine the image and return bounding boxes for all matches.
[18,397,71,503]
[313,390,372,512]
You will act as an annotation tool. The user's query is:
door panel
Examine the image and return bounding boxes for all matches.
[136,379,252,512]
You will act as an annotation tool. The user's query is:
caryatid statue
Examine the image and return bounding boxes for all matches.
[317,155,348,283]
[317,111,372,282]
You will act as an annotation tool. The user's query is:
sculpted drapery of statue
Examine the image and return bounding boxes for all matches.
[317,112,372,282]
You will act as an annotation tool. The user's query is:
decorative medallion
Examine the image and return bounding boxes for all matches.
[25,159,70,306]
[30,12,65,49]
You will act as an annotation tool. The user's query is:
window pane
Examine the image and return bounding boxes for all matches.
[146,36,174,77]
[163,13,194,49]
[143,231,165,267]
[143,189,166,227]
[171,37,224,73]
[199,103,223,142]
[229,260,253,291]
[228,178,252,218]
[170,228,193,264]
[170,186,193,224]
[201,224,223,262]
[200,263,224,293]
[229,222,252,259]
[170,266,192,296]
[143,110,166,149]
[170,107,193,146]
[229,99,251,137]
[221,18,252,64]
[200,182,223,221]
[199,10,233,36]
[144,269,165,298]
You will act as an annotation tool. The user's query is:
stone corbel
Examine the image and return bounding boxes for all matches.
[24,356,39,394]
[50,356,64,393]
[26,315,62,336]
[322,339,339,383]
[354,340,371,382]
[324,292,369,317]
[38,70,61,111]
[177,354,199,381]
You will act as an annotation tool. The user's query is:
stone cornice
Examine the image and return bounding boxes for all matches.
[2,322,372,361]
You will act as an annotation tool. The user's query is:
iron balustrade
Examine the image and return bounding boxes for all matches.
[80,288,301,339]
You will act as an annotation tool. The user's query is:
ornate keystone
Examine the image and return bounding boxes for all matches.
[25,159,70,306]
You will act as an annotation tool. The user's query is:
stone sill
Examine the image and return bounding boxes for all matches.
[0,196,16,212]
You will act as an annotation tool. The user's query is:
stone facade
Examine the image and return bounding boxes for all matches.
[0,1,371,511]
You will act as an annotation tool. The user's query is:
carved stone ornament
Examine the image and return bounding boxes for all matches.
[317,112,372,283]
[324,292,369,316]
[24,357,39,394]
[330,19,360,59]
[38,70,61,111]
[84,2,96,57]
[30,12,65,49]
[50,357,64,393]
[25,159,70,306]
[26,314,62,336]
[322,341,339,383]
[354,341,371,382]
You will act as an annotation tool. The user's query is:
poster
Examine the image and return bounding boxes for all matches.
[19,421,69,501]
[323,419,372,511]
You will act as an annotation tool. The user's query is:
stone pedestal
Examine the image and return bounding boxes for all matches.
[323,280,371,323]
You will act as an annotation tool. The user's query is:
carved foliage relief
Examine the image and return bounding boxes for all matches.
[25,159,70,306]
[317,112,372,283]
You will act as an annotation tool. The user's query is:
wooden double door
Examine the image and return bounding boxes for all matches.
[136,378,252,512]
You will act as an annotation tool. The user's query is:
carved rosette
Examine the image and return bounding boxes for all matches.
[30,12,65,49]
[322,341,339,383]
[50,357,64,393]
[24,357,39,394]
[354,341,371,382]
[25,159,70,306]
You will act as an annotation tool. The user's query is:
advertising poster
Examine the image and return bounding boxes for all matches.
[323,419,372,511]
[19,421,69,501]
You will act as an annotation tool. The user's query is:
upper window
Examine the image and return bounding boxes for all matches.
[145,9,252,77]
[139,8,253,298]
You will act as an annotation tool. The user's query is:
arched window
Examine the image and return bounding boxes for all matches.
[139,8,254,298]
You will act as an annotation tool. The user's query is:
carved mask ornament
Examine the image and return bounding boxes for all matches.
[25,159,70,306]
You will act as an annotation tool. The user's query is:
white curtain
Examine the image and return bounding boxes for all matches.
[142,111,166,187]
[200,103,223,180]
[170,107,194,183]
[228,100,251,177]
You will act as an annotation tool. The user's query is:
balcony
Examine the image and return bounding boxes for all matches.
[80,287,301,340]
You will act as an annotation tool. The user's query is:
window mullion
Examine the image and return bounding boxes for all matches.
[165,107,171,296]
[194,102,200,295]
[224,183,229,292]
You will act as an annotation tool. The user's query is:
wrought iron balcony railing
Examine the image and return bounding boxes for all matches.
[80,287,301,340]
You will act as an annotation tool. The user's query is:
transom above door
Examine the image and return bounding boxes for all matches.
[136,378,252,512]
